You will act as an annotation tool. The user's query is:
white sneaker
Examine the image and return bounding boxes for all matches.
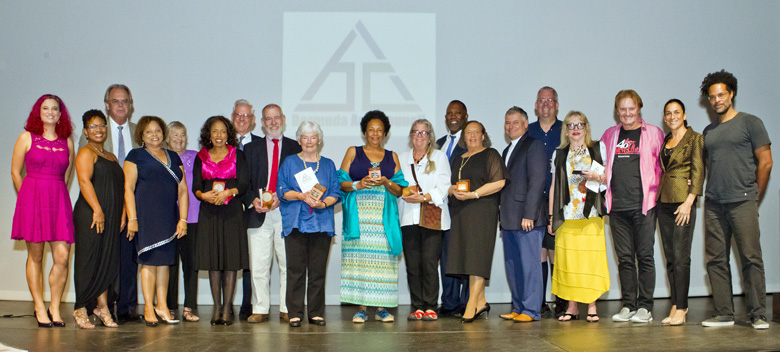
[751,316,769,330]
[611,307,636,322]
[629,308,653,323]
[702,316,735,327]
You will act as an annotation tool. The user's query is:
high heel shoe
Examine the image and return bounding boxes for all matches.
[154,308,180,324]
[47,309,66,327]
[34,310,52,328]
[93,307,118,328]
[461,303,490,323]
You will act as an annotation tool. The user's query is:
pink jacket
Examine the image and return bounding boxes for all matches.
[601,118,664,215]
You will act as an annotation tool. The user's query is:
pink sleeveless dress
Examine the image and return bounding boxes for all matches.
[11,134,75,243]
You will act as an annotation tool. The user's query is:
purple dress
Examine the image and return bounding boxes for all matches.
[12,134,74,243]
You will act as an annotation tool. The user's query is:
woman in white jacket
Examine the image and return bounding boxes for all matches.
[398,119,452,321]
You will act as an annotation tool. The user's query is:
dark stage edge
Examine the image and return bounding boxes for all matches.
[0,296,778,352]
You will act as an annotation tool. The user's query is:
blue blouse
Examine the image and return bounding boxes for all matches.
[277,154,341,237]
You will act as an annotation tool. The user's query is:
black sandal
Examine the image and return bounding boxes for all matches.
[558,313,579,321]
[587,314,599,323]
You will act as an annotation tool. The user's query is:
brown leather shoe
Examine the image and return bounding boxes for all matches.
[247,314,269,323]
[279,312,289,322]
[513,313,537,322]
[499,312,520,321]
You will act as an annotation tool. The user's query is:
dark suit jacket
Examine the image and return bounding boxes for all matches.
[238,133,262,150]
[499,134,548,230]
[658,127,704,203]
[436,134,466,165]
[242,135,302,228]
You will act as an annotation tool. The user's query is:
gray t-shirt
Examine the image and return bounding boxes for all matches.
[703,112,771,203]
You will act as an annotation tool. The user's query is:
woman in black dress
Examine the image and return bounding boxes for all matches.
[124,116,189,326]
[447,121,506,322]
[193,116,250,325]
[72,110,124,329]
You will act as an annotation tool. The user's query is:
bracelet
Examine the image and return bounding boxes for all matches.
[352,180,360,190]
[474,191,479,199]
[179,219,187,223]
[129,218,137,221]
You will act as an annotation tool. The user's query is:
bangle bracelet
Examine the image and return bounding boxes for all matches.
[129,218,137,221]
[179,219,187,223]
[474,191,479,199]
[352,180,360,190]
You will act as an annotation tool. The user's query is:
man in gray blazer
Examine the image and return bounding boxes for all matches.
[78,84,140,323]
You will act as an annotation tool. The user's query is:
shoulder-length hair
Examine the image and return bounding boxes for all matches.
[457,120,492,149]
[200,115,238,150]
[407,119,438,174]
[557,110,594,149]
[135,116,168,146]
[25,94,73,139]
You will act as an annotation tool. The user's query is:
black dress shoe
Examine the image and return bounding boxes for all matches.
[308,318,326,326]
[239,306,252,321]
[117,312,143,324]
[34,311,52,328]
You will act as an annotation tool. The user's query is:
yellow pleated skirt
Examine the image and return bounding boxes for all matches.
[551,217,610,303]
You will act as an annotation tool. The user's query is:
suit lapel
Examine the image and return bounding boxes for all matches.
[506,135,526,169]
[668,127,692,169]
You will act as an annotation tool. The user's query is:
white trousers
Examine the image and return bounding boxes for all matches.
[247,208,287,314]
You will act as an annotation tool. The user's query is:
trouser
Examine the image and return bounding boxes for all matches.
[502,227,544,319]
[247,209,287,314]
[284,230,331,320]
[116,227,138,315]
[440,229,469,311]
[167,223,199,310]
[704,199,766,319]
[609,207,656,311]
[401,225,443,311]
[657,202,695,309]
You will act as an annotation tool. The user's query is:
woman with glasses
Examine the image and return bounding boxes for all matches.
[548,111,609,322]
[657,99,703,326]
[72,110,123,329]
[398,119,451,321]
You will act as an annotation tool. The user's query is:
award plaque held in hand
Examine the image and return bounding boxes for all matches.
[310,183,327,201]
[368,166,381,179]
[402,185,419,197]
[259,188,274,209]
[213,181,226,192]
[456,180,470,192]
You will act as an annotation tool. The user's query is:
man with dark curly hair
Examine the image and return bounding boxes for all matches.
[699,70,773,330]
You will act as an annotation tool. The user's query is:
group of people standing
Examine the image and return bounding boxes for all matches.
[10,69,773,330]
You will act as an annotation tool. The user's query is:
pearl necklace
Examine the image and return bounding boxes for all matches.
[299,153,320,173]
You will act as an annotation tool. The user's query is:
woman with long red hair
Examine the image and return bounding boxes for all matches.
[11,94,76,328]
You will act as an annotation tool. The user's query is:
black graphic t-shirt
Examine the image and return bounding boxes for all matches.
[610,127,643,211]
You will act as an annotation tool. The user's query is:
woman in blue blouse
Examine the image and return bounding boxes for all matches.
[277,121,341,327]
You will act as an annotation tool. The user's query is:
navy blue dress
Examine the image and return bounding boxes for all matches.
[126,148,183,266]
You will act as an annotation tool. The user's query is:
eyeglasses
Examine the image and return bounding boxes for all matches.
[87,124,107,130]
[537,98,556,103]
[566,123,586,130]
[233,113,254,119]
[708,92,729,101]
[411,130,429,137]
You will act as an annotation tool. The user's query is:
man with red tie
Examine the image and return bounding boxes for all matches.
[243,104,301,323]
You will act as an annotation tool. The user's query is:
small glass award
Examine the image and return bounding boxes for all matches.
[368,166,381,179]
[259,188,274,209]
[212,181,226,192]
[402,185,419,197]
[456,180,470,192]
[310,183,327,201]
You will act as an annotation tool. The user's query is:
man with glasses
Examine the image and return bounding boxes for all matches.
[699,70,772,329]
[601,90,664,323]
[527,87,564,317]
[243,104,301,323]
[79,84,141,323]
[498,106,548,322]
[230,99,262,320]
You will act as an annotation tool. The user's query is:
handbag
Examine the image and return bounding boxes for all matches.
[410,164,442,231]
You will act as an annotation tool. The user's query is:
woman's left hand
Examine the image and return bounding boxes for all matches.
[402,193,425,204]
[581,170,603,183]
[453,190,476,201]
[175,220,187,239]
[674,202,693,226]
[375,176,390,188]
[213,190,231,205]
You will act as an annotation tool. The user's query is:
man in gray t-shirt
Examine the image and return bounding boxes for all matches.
[700,70,773,330]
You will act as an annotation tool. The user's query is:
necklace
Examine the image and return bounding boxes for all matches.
[87,143,106,157]
[299,153,320,173]
[458,153,474,180]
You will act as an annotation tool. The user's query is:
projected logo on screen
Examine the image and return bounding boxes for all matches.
[283,13,435,136]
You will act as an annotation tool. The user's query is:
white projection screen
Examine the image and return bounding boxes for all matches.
[1,1,778,306]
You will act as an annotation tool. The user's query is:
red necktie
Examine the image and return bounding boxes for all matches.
[268,138,280,193]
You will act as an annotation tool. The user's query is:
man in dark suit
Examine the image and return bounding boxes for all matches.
[78,84,141,323]
[497,107,548,322]
[435,100,468,316]
[242,104,301,323]
[231,99,262,320]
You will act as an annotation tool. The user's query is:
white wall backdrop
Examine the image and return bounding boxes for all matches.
[1,1,778,307]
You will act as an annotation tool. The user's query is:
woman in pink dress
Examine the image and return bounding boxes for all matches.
[11,94,76,328]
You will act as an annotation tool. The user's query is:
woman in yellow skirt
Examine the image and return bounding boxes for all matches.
[548,111,610,322]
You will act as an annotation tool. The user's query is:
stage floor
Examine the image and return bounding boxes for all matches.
[0,296,777,352]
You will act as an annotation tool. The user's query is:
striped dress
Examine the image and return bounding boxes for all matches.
[340,147,399,307]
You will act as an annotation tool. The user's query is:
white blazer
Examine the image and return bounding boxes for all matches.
[397,149,452,230]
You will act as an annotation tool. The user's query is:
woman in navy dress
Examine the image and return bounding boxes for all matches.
[124,116,189,326]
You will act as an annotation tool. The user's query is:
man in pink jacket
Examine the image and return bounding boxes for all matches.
[601,90,664,323]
